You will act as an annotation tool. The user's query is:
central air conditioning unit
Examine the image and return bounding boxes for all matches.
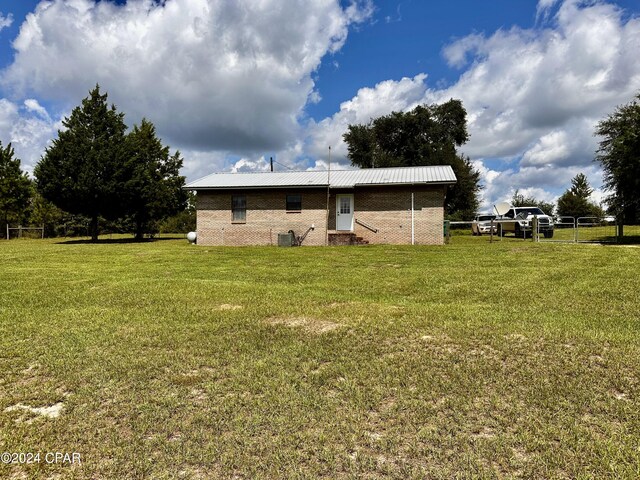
[278,232,295,247]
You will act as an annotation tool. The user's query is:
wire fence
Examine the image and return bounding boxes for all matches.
[445,218,640,244]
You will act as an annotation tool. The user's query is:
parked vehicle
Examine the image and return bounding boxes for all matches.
[471,214,497,235]
[496,206,555,238]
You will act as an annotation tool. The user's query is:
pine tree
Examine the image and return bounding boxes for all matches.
[0,142,32,234]
[556,173,602,219]
[34,85,129,241]
[123,119,187,239]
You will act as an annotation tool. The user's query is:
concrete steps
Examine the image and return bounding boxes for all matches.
[328,232,369,246]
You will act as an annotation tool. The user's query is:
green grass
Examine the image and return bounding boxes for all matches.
[1,236,639,479]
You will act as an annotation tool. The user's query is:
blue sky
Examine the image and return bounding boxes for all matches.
[0,0,639,211]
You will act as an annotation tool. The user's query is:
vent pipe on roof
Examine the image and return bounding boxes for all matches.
[270,157,273,172]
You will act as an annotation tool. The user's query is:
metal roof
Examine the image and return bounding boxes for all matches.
[186,165,456,190]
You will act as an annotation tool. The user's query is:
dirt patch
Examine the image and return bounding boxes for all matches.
[5,402,64,420]
[266,316,340,334]
[611,389,629,401]
[470,426,496,439]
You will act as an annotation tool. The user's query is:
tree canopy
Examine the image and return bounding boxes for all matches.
[35,86,187,241]
[0,141,32,232]
[556,173,602,219]
[35,85,129,241]
[595,93,640,224]
[124,119,187,239]
[343,100,481,219]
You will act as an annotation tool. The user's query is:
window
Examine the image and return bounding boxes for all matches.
[232,195,246,222]
[339,196,351,214]
[286,194,302,212]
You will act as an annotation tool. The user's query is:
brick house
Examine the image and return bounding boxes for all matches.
[185,165,456,246]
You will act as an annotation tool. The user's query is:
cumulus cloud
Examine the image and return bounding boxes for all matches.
[303,0,640,209]
[304,74,430,165]
[0,98,60,174]
[1,0,638,215]
[1,0,373,155]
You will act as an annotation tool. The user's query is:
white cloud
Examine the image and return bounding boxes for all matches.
[0,0,638,216]
[0,12,13,32]
[0,98,60,175]
[302,0,640,209]
[536,0,562,23]
[304,74,429,164]
[230,157,271,173]
[24,98,50,120]
[1,0,373,156]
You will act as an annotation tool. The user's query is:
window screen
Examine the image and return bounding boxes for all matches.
[232,195,246,222]
[286,194,302,211]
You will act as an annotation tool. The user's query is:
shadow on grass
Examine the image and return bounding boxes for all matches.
[614,236,640,245]
[576,235,640,245]
[56,236,185,245]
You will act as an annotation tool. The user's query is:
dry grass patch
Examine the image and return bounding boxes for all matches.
[216,303,243,311]
[266,316,340,334]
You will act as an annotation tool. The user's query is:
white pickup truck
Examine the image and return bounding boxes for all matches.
[496,206,555,238]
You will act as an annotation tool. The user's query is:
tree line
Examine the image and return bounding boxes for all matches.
[343,93,640,223]
[2,88,639,238]
[1,86,193,241]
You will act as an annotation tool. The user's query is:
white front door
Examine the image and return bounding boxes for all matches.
[336,194,354,231]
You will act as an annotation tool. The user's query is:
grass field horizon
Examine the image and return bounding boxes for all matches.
[1,237,638,479]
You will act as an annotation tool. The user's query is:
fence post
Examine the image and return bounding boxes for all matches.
[532,216,538,242]
[5,223,8,240]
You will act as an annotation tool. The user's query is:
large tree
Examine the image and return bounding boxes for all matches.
[595,93,640,225]
[343,100,481,219]
[556,173,602,219]
[35,85,129,241]
[0,141,32,233]
[124,119,187,239]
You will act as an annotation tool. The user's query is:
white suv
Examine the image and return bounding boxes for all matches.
[471,214,497,235]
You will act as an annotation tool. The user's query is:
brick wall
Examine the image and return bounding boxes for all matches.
[196,185,446,246]
[352,186,445,245]
[196,189,328,246]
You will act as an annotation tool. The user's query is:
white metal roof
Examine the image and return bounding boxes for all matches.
[186,165,456,190]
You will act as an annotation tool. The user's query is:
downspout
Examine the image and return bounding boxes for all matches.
[411,191,415,245]
[325,146,331,246]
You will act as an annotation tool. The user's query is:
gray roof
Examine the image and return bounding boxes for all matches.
[186,165,456,190]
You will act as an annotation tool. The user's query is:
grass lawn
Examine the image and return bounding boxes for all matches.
[0,236,639,479]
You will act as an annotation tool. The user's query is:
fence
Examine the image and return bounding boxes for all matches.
[537,217,640,243]
[5,224,45,240]
[444,218,640,244]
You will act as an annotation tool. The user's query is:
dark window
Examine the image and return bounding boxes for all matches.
[232,195,246,222]
[286,194,302,211]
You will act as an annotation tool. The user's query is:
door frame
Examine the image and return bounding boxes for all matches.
[336,194,354,231]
